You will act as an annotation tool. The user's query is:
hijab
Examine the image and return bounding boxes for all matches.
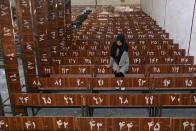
[110,33,129,64]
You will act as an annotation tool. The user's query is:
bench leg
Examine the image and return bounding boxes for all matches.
[89,107,93,117]
[32,108,41,116]
[0,95,4,116]
[149,107,158,117]
[81,106,85,117]
[158,107,162,117]
[83,107,94,117]
[83,106,90,117]
[149,107,152,117]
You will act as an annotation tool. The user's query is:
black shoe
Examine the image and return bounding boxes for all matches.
[114,71,118,77]
[115,72,125,77]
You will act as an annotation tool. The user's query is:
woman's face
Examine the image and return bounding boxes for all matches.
[117,40,122,46]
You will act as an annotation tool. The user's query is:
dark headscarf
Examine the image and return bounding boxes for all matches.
[110,33,129,64]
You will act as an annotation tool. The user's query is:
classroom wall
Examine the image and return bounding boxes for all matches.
[189,6,196,60]
[141,0,196,63]
[71,0,96,5]
[71,0,140,5]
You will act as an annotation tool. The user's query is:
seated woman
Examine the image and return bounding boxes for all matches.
[107,33,129,77]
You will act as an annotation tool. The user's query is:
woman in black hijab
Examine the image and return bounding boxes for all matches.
[108,33,129,77]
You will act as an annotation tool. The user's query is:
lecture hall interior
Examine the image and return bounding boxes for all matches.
[0,0,196,130]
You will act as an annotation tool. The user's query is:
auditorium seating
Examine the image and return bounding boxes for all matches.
[39,65,196,76]
[0,0,196,130]
[10,93,196,107]
[24,77,196,91]
[0,117,195,131]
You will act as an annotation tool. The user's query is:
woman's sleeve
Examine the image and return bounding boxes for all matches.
[125,54,129,67]
[119,52,129,74]
[108,56,115,67]
[123,53,129,69]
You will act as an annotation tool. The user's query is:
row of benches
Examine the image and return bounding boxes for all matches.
[0,1,23,94]
[38,42,181,57]
[90,16,155,20]
[78,24,161,29]
[51,42,178,50]
[80,18,156,24]
[38,65,196,75]
[73,33,167,40]
[75,21,158,26]
[0,0,27,115]
[50,45,179,52]
[75,28,165,33]
[26,77,196,91]
[0,117,195,130]
[79,23,159,27]
[47,39,178,54]
[73,34,169,40]
[49,49,186,57]
[74,31,167,38]
[76,27,164,34]
[80,17,156,24]
[10,93,196,107]
[74,12,168,41]
[45,56,194,65]
[89,13,152,18]
[79,15,155,22]
[70,39,174,46]
[77,24,161,32]
[91,16,155,20]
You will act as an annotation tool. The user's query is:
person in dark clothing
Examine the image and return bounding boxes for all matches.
[107,33,129,77]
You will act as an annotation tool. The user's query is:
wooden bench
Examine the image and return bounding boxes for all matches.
[77,117,171,131]
[91,77,196,90]
[154,77,196,90]
[95,65,147,75]
[0,117,76,130]
[149,65,196,74]
[41,65,144,76]
[172,118,196,131]
[10,94,83,107]
[10,93,196,107]
[49,49,185,57]
[10,93,196,117]
[90,78,151,90]
[29,64,196,78]
[145,56,194,65]
[24,77,196,91]
[0,117,195,131]
[0,0,26,115]
[0,4,19,89]
[40,65,93,76]
[48,56,194,65]
[60,40,178,52]
[74,33,170,40]
[27,77,89,91]
[78,117,196,131]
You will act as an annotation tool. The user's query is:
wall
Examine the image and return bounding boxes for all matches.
[71,0,96,5]
[189,6,196,60]
[141,0,196,61]
[71,0,140,5]
[97,0,140,5]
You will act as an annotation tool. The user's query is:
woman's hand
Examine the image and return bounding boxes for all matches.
[116,66,120,73]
